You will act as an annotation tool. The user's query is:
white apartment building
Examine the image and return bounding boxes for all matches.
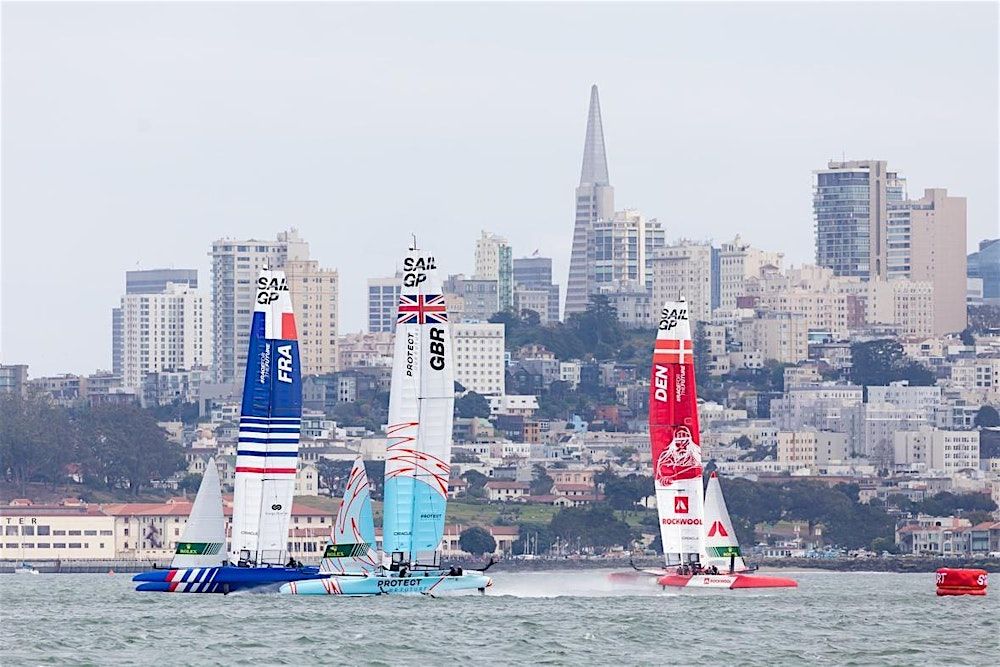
[600,280,654,329]
[650,242,715,322]
[777,430,851,467]
[747,265,862,339]
[120,283,211,391]
[589,209,664,293]
[284,259,339,375]
[560,361,581,388]
[488,394,540,417]
[949,358,1000,400]
[337,332,394,369]
[717,235,783,311]
[452,323,505,395]
[894,428,980,472]
[210,230,306,383]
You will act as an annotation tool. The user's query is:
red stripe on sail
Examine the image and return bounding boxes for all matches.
[281,313,297,340]
[235,466,297,474]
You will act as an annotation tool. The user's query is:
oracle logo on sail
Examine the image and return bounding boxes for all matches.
[403,256,436,287]
[429,327,446,371]
[658,307,688,330]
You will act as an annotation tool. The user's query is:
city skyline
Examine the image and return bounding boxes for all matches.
[3,2,997,375]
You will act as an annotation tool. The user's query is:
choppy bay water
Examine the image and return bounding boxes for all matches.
[2,570,997,665]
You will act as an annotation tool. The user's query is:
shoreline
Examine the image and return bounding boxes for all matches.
[6,556,997,575]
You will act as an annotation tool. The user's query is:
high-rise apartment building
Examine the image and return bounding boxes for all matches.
[717,236,783,311]
[814,161,966,334]
[284,259,339,375]
[589,209,664,294]
[120,283,211,391]
[565,85,614,317]
[512,255,560,324]
[112,269,199,376]
[650,242,716,322]
[474,231,513,312]
[367,274,402,333]
[210,229,307,384]
[814,160,906,279]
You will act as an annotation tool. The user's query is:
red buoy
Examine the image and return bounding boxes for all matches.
[935,568,988,596]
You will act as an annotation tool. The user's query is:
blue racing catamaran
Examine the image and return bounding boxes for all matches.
[134,269,327,594]
[281,244,492,596]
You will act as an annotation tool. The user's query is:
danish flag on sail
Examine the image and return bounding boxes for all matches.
[649,299,705,565]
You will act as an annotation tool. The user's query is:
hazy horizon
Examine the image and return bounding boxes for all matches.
[2,2,997,376]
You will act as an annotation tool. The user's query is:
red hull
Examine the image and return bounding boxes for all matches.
[658,573,798,589]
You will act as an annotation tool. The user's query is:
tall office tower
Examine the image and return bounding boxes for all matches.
[367,274,402,333]
[814,160,906,279]
[589,209,663,293]
[513,254,560,323]
[651,242,716,323]
[565,85,614,317]
[210,229,306,384]
[111,269,199,375]
[717,235,783,311]
[968,239,1000,304]
[283,259,339,375]
[120,283,211,391]
[814,160,967,333]
[474,231,513,311]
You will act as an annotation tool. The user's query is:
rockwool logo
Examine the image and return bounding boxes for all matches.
[708,520,729,537]
[674,496,689,513]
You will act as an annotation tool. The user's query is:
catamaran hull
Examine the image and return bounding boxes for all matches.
[658,573,797,589]
[133,565,324,593]
[280,571,493,596]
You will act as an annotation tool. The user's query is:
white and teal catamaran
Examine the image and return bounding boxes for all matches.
[281,244,493,596]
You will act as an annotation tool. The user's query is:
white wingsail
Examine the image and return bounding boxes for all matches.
[382,247,454,566]
[171,457,226,569]
[702,472,748,572]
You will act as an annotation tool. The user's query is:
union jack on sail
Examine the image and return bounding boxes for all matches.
[397,294,448,325]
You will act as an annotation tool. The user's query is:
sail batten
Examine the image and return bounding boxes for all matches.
[383,250,454,564]
[649,299,705,565]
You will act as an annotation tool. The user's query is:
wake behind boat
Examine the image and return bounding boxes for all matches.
[134,270,325,594]
[281,244,492,597]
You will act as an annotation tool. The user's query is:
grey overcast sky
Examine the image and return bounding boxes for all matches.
[2,1,997,376]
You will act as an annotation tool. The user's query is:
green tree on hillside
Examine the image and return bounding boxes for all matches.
[974,405,999,428]
[455,391,491,419]
[0,391,76,493]
[850,339,934,387]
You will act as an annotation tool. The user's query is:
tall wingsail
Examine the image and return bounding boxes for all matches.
[171,457,226,569]
[383,248,454,565]
[702,472,748,572]
[321,457,377,574]
[649,299,705,566]
[230,270,302,566]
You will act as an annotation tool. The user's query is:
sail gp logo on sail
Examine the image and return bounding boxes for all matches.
[658,306,688,330]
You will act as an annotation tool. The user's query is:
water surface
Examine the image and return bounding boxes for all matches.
[2,570,997,665]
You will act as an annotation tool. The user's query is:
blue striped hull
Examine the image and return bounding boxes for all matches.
[132,565,324,594]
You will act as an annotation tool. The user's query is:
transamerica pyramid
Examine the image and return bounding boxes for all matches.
[564,85,615,318]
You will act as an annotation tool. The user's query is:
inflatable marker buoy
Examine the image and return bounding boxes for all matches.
[935,568,988,596]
